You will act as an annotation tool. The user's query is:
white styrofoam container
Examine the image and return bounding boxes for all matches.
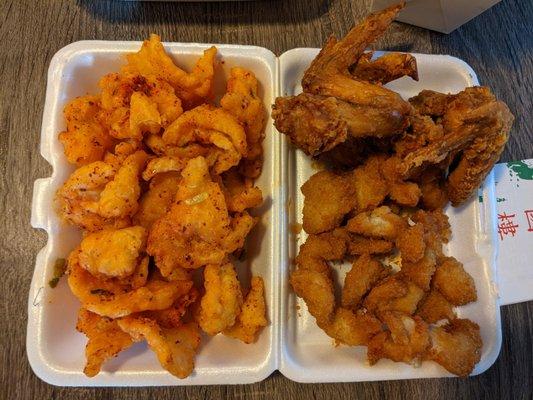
[29,41,529,386]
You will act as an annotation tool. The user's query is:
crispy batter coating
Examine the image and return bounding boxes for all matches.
[97,151,149,219]
[147,157,254,276]
[122,34,216,108]
[427,319,482,377]
[118,317,200,379]
[346,206,407,240]
[347,234,394,255]
[221,67,266,178]
[400,248,437,291]
[396,223,425,263]
[320,307,382,346]
[163,105,247,174]
[432,257,477,306]
[352,52,418,84]
[129,91,162,140]
[143,288,199,329]
[76,308,134,377]
[224,276,268,343]
[342,254,388,310]
[59,95,114,166]
[301,170,356,234]
[351,156,389,211]
[68,248,192,318]
[197,263,243,335]
[364,276,425,316]
[142,156,188,181]
[220,168,263,213]
[416,290,455,323]
[367,312,430,365]
[79,226,147,278]
[133,171,181,229]
[389,181,421,207]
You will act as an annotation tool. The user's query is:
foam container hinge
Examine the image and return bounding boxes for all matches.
[29,41,503,386]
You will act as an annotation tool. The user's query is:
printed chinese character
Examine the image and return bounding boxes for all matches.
[497,212,519,240]
[524,210,533,232]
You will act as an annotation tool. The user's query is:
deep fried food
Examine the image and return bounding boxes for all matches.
[221,67,266,178]
[352,52,418,84]
[416,290,455,323]
[142,156,188,181]
[400,248,437,291]
[347,234,394,255]
[364,276,425,316]
[224,276,268,343]
[76,308,134,377]
[59,95,114,166]
[426,319,482,377]
[220,168,263,213]
[346,206,407,240]
[432,257,477,306]
[351,155,389,211]
[197,263,243,335]
[163,105,247,174]
[367,312,429,365]
[68,248,192,318]
[320,308,382,346]
[342,254,388,310]
[396,223,425,263]
[79,226,147,278]
[301,170,356,234]
[118,316,200,379]
[147,157,255,276]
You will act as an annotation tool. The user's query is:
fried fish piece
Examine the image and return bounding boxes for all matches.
[364,276,425,316]
[346,206,407,240]
[342,254,388,310]
[79,226,147,278]
[319,307,382,346]
[432,257,477,306]
[367,312,430,365]
[118,316,200,379]
[416,290,455,323]
[76,308,134,377]
[426,319,482,377]
[221,67,266,178]
[400,248,437,291]
[301,170,356,234]
[396,223,425,263]
[122,34,216,108]
[197,263,243,335]
[351,155,389,211]
[347,234,394,255]
[224,276,268,343]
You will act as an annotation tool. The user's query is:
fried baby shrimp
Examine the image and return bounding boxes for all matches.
[141,156,188,181]
[67,248,192,318]
[197,263,244,335]
[221,67,266,178]
[134,171,181,229]
[416,290,455,324]
[143,287,199,329]
[118,317,200,379]
[346,206,407,240]
[97,150,149,219]
[162,105,248,175]
[432,257,477,306]
[56,161,117,231]
[290,229,348,324]
[426,319,482,377]
[122,34,216,109]
[147,157,255,276]
[351,51,419,84]
[79,226,147,278]
[76,308,134,377]
[364,276,425,316]
[301,170,356,234]
[219,168,263,213]
[224,276,268,344]
[58,95,114,166]
[342,254,388,310]
[367,312,430,365]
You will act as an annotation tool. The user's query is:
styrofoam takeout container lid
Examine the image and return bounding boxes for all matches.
[29,41,533,386]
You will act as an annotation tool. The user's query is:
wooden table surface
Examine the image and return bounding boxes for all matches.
[1,0,532,398]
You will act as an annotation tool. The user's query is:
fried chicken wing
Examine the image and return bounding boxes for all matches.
[426,319,482,377]
[76,308,134,377]
[301,170,356,234]
[224,276,268,343]
[352,52,418,84]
